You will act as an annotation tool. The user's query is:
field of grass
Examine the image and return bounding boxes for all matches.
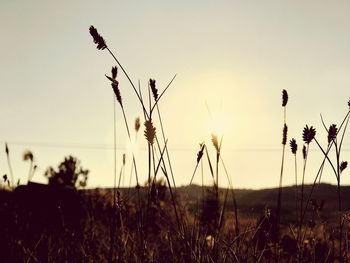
[1,26,350,262]
[1,183,350,262]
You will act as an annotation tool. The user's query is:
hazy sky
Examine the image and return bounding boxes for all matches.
[1,0,350,189]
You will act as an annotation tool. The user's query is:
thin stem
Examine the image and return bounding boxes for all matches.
[117,162,124,189]
[314,139,338,177]
[151,145,157,184]
[204,145,217,192]
[158,143,183,234]
[107,48,149,119]
[294,154,298,226]
[201,159,204,212]
[276,143,286,241]
[338,112,350,153]
[300,149,328,222]
[299,144,309,250]
[27,161,33,184]
[336,113,350,259]
[119,104,144,260]
[5,143,14,189]
[156,104,176,188]
[220,156,240,240]
[190,161,200,185]
[277,106,287,246]
[335,136,342,259]
[150,74,177,114]
[109,98,117,263]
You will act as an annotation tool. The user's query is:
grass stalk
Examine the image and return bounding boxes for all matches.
[156,104,176,188]
[299,144,309,248]
[5,143,14,189]
[293,153,298,226]
[277,97,288,245]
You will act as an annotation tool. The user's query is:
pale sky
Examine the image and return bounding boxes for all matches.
[1,0,350,189]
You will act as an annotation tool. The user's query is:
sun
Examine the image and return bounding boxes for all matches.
[204,111,232,137]
[126,139,138,156]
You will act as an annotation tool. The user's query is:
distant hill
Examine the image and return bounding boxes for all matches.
[2,183,348,224]
[172,183,350,223]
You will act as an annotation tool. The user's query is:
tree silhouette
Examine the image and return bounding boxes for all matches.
[44,156,89,188]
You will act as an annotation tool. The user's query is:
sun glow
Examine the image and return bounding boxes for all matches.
[204,111,233,137]
[126,139,138,156]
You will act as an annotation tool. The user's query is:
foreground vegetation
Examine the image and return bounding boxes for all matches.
[1,183,350,262]
[1,26,349,262]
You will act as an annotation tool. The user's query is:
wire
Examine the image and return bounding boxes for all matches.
[1,140,350,152]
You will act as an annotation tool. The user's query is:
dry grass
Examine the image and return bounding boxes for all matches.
[0,26,350,262]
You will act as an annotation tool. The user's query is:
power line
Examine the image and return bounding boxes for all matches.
[2,140,350,152]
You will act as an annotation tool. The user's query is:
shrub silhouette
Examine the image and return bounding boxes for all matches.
[45,155,89,188]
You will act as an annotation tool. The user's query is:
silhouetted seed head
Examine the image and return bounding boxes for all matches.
[3,174,7,183]
[211,134,220,153]
[290,138,297,154]
[111,66,118,80]
[340,161,348,173]
[149,79,158,101]
[197,143,205,163]
[89,26,107,50]
[348,98,350,109]
[302,145,307,160]
[111,82,122,106]
[282,124,288,145]
[122,154,126,166]
[135,117,141,133]
[327,124,337,144]
[282,89,288,107]
[144,119,156,145]
[23,150,33,162]
[5,143,9,155]
[302,125,316,144]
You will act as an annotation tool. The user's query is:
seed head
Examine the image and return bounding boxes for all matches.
[135,117,141,133]
[106,66,118,83]
[340,161,348,173]
[302,145,307,160]
[327,124,337,144]
[122,154,126,166]
[211,134,220,153]
[282,124,288,145]
[111,66,118,80]
[5,143,9,155]
[149,79,158,101]
[144,119,156,145]
[282,89,288,107]
[290,138,297,154]
[111,82,122,106]
[3,174,7,183]
[23,150,33,162]
[197,143,205,163]
[89,26,107,50]
[302,125,316,144]
[348,98,350,109]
